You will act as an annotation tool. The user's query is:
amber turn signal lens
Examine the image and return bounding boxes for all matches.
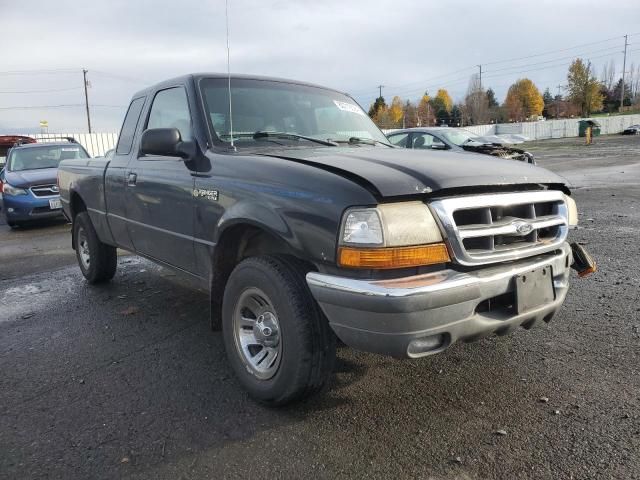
[338,243,450,269]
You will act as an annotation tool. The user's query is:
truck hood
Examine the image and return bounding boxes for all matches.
[4,168,58,188]
[258,147,567,197]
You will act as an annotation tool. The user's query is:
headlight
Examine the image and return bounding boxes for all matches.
[3,183,28,196]
[564,194,578,227]
[338,201,450,269]
[342,209,383,245]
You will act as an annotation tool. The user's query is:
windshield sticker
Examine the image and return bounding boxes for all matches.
[333,100,365,116]
[61,148,79,151]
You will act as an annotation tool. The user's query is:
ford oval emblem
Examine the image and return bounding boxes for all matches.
[513,220,533,235]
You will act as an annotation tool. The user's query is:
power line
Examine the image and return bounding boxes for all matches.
[483,34,624,66]
[0,87,82,94]
[356,33,629,101]
[364,46,633,103]
[0,68,79,76]
[482,45,623,74]
[0,104,126,111]
[91,70,150,85]
[0,104,84,110]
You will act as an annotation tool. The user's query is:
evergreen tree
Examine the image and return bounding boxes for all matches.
[368,96,387,118]
[486,88,498,108]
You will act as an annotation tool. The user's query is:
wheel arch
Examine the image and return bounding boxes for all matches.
[209,217,317,330]
[69,190,87,250]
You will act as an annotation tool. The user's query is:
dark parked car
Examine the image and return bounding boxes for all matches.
[1,140,89,227]
[622,124,640,135]
[387,127,535,164]
[58,73,593,405]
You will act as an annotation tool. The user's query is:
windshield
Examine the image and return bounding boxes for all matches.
[438,129,480,146]
[7,145,89,172]
[200,78,389,147]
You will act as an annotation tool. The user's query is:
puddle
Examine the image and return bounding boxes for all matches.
[0,270,80,322]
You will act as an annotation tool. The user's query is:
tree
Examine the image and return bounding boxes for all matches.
[416,94,433,126]
[566,59,604,116]
[542,88,554,117]
[504,78,544,121]
[464,74,489,125]
[429,89,453,125]
[486,88,498,108]
[600,60,616,93]
[373,107,393,128]
[450,104,463,127]
[368,96,387,119]
[388,96,404,126]
[434,89,453,114]
[403,100,418,128]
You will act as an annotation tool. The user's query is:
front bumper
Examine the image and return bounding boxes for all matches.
[2,193,63,222]
[307,243,572,358]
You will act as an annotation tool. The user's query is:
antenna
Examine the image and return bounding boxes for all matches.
[225,0,235,150]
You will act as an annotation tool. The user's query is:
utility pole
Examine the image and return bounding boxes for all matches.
[377,84,384,99]
[478,65,482,91]
[556,84,563,119]
[620,35,629,113]
[83,69,92,133]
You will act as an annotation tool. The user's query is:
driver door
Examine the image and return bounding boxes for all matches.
[125,86,198,274]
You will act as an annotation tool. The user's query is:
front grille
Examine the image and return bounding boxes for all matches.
[430,191,569,266]
[30,184,59,197]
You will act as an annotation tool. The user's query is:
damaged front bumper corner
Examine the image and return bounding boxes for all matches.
[307,243,574,359]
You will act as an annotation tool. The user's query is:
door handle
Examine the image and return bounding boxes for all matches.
[127,172,137,186]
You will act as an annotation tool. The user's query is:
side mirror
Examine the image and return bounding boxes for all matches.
[140,128,192,159]
[431,143,447,150]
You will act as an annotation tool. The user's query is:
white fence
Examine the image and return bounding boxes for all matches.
[494,114,640,140]
[384,113,640,141]
[29,133,118,157]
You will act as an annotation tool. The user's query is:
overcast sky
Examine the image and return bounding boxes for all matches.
[1,0,639,133]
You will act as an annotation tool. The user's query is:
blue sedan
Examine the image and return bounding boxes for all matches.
[1,141,89,228]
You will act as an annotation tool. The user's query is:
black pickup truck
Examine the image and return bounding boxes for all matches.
[58,73,593,405]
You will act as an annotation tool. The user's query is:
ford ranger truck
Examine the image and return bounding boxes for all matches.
[58,74,594,406]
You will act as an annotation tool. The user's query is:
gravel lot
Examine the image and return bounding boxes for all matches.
[1,135,639,479]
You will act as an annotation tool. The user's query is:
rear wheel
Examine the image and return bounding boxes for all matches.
[221,255,336,406]
[73,212,117,283]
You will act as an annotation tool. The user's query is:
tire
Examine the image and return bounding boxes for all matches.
[7,221,19,228]
[222,255,336,406]
[73,212,117,283]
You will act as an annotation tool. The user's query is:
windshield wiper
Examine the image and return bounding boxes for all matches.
[252,131,338,146]
[329,137,392,147]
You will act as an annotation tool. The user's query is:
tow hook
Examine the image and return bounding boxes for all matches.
[570,242,597,277]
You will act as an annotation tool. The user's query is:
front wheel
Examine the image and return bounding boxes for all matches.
[73,212,117,283]
[222,255,336,406]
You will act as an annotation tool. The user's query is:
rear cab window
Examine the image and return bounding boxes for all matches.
[116,97,146,155]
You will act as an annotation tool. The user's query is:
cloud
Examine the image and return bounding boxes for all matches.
[1,0,639,132]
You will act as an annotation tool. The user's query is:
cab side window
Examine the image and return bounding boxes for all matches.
[147,87,193,140]
[116,97,145,155]
[387,133,409,147]
[412,133,446,149]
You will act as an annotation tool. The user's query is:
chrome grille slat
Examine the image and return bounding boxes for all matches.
[30,184,59,197]
[458,214,566,239]
[430,191,569,266]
